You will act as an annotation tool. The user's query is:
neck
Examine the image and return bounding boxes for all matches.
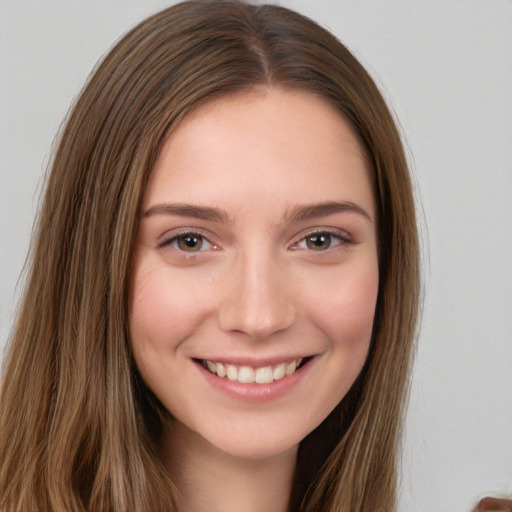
[163,421,297,512]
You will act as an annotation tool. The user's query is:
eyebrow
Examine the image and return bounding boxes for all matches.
[142,203,231,223]
[286,201,373,224]
[142,200,372,224]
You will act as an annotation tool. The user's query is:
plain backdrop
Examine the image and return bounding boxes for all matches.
[1,1,511,511]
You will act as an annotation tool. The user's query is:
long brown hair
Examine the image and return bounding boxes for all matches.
[0,1,420,511]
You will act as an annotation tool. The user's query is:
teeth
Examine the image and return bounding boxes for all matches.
[272,363,286,381]
[203,358,305,384]
[226,364,238,381]
[255,366,273,384]
[238,366,255,384]
[216,362,226,377]
[285,360,297,376]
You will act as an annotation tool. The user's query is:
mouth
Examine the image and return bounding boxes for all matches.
[196,357,312,385]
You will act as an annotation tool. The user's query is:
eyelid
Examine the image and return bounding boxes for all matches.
[157,228,217,250]
[290,227,354,250]
[156,226,354,254]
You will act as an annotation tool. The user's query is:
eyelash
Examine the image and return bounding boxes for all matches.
[159,228,353,255]
[159,230,217,254]
[291,228,353,252]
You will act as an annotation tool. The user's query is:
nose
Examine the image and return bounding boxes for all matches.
[218,251,296,340]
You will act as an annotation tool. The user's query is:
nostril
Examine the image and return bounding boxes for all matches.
[218,294,296,339]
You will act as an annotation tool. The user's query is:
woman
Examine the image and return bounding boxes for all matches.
[0,1,420,511]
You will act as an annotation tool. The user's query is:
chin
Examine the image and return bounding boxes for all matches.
[217,438,299,461]
[184,419,305,462]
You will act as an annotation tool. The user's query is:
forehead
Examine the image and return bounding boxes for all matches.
[144,88,374,217]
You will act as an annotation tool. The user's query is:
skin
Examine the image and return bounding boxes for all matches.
[129,88,379,512]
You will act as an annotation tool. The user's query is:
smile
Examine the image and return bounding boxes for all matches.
[200,358,307,384]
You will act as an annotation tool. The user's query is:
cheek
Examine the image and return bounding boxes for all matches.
[291,261,379,431]
[308,262,379,348]
[129,264,209,356]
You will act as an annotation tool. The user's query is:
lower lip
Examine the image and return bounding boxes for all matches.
[195,358,315,403]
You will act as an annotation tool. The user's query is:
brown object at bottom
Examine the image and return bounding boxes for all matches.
[475,497,512,512]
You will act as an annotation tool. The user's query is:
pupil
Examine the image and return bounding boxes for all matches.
[179,235,201,251]
[308,234,330,250]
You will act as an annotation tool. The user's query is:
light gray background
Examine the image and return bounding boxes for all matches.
[1,1,511,511]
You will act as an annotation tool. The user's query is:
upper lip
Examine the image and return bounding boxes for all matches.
[193,355,313,367]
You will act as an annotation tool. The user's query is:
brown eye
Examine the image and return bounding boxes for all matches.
[305,233,333,251]
[177,234,203,251]
[294,230,350,252]
[169,233,212,252]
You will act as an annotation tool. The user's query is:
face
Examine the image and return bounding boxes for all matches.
[129,88,379,460]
